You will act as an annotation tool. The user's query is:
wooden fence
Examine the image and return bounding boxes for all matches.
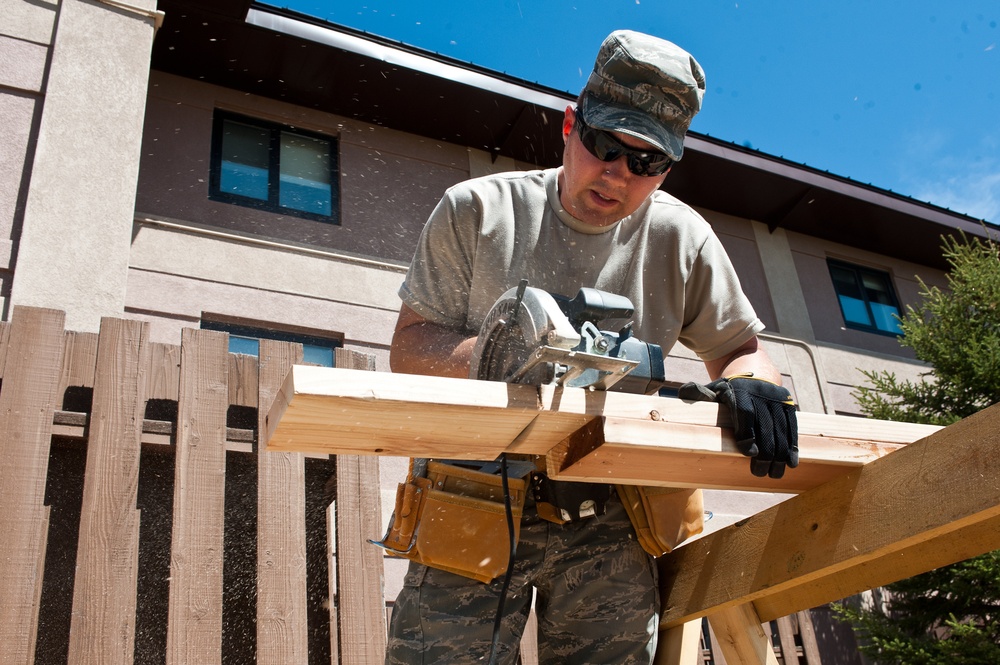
[0,306,387,664]
[0,306,835,664]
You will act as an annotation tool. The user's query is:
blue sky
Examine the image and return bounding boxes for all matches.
[275,1,999,224]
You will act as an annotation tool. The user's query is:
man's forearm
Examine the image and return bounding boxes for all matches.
[390,307,478,378]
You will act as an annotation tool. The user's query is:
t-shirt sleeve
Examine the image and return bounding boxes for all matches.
[398,186,481,333]
[678,232,765,361]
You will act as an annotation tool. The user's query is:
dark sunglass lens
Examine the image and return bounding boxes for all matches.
[582,128,622,162]
[577,113,671,176]
[625,153,671,176]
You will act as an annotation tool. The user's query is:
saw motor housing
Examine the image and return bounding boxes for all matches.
[470,282,667,395]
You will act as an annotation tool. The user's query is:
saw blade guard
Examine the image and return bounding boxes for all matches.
[470,286,581,383]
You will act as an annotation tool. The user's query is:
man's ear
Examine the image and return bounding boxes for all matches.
[562,106,575,140]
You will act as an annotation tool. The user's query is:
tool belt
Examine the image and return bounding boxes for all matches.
[372,458,705,583]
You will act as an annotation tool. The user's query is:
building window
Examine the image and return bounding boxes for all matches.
[209,110,338,222]
[201,320,341,367]
[827,259,903,335]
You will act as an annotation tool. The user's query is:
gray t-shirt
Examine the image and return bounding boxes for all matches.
[399,167,763,362]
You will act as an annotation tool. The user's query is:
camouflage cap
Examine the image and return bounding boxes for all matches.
[580,30,706,161]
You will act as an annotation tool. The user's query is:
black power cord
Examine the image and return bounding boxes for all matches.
[488,280,527,665]
[487,453,518,665]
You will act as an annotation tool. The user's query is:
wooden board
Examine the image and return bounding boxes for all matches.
[166,328,230,664]
[707,603,779,665]
[0,307,66,663]
[265,366,940,492]
[68,317,149,664]
[658,400,1000,626]
[256,339,309,663]
[545,416,909,493]
[333,348,388,665]
[265,365,577,459]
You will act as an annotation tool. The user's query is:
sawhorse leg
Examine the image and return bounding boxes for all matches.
[708,602,779,664]
[654,619,702,665]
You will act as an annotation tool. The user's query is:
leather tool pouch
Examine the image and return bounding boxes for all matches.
[616,485,704,557]
[373,460,528,584]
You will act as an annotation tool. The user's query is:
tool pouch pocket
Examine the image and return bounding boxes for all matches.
[373,461,527,584]
[617,485,704,557]
[532,475,614,524]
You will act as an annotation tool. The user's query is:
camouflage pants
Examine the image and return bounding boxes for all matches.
[384,491,659,665]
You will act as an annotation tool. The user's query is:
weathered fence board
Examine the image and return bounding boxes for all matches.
[0,307,66,664]
[67,317,150,664]
[148,341,180,402]
[166,328,231,664]
[256,338,309,663]
[59,330,99,396]
[0,320,10,371]
[333,347,386,665]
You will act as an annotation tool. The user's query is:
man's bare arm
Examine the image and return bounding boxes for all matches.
[703,336,781,383]
[389,304,478,378]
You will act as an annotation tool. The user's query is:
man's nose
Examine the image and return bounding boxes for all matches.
[601,154,632,180]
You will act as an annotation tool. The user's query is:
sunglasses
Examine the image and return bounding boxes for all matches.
[575,110,673,177]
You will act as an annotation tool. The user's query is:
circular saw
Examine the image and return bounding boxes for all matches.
[470,280,667,393]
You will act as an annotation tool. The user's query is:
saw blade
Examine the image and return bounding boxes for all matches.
[473,296,545,383]
[470,285,581,384]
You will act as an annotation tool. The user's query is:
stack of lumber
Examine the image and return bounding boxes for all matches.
[265,365,939,493]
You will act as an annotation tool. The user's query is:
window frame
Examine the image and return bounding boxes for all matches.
[201,319,343,367]
[208,109,340,224]
[827,259,904,337]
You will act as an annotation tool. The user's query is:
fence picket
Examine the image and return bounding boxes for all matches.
[256,339,310,662]
[334,348,385,664]
[67,317,150,664]
[0,307,66,664]
[148,341,181,402]
[166,328,230,664]
[797,610,822,664]
[231,351,259,409]
[0,320,10,375]
[59,331,99,397]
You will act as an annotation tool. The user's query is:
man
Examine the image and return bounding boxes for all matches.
[385,30,797,665]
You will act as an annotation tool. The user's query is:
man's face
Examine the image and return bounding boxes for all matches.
[558,106,670,228]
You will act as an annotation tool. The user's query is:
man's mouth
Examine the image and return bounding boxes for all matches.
[591,189,618,205]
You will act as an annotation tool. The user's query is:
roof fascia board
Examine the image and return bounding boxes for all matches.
[686,134,990,231]
[246,8,571,111]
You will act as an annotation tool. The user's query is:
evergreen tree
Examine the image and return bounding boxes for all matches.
[835,231,1000,663]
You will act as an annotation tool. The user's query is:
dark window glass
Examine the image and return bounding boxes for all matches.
[210,110,338,223]
[218,120,270,201]
[828,260,903,335]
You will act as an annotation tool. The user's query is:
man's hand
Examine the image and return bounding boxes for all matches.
[678,375,798,479]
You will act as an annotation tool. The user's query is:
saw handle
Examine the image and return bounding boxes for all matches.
[558,288,634,326]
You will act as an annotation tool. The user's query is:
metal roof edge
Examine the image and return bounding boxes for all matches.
[247,6,573,112]
[684,134,994,230]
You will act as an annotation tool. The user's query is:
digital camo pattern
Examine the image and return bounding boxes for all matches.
[385,495,659,665]
[581,30,706,161]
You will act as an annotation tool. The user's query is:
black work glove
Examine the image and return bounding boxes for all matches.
[678,375,798,479]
